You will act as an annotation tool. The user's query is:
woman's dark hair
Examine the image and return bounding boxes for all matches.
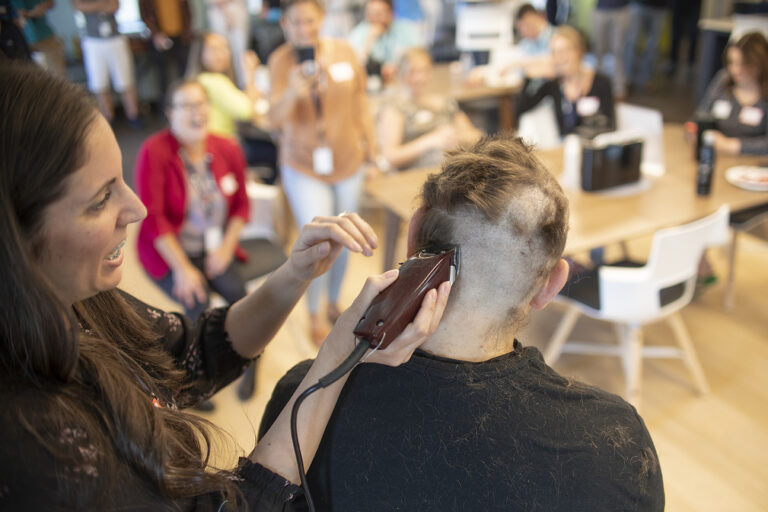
[724,31,768,97]
[0,62,242,509]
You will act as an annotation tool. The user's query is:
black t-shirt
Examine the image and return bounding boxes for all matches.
[260,341,664,511]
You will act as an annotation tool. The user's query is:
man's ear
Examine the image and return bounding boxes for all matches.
[530,258,569,310]
[406,206,427,256]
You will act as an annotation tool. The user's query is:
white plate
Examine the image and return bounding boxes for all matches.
[725,166,768,192]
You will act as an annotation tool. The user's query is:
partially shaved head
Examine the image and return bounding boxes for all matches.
[415,135,569,339]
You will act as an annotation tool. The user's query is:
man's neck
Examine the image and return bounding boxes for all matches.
[419,313,518,362]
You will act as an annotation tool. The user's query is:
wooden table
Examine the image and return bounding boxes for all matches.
[366,124,768,271]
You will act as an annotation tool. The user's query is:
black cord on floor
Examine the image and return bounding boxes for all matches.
[290,340,371,512]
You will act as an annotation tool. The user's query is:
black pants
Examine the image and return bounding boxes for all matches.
[149,36,189,103]
[154,255,247,320]
[669,0,701,67]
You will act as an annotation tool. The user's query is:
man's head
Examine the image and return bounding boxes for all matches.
[365,0,393,29]
[408,135,569,344]
[515,4,548,41]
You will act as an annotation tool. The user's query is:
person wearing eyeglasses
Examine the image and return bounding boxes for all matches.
[135,79,251,322]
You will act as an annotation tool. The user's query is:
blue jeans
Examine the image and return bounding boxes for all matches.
[280,164,365,314]
[624,4,666,87]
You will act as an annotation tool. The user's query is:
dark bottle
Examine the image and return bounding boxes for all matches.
[695,114,716,161]
[697,130,716,196]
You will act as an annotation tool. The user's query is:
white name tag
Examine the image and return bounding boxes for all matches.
[219,173,238,196]
[313,146,334,175]
[414,109,435,125]
[739,106,764,127]
[328,62,354,83]
[577,96,600,117]
[99,20,113,38]
[204,226,223,253]
[712,99,732,120]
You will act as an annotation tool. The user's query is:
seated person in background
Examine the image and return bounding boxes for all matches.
[190,32,278,182]
[259,134,665,511]
[348,0,423,83]
[694,31,768,156]
[378,47,482,171]
[468,3,554,87]
[136,79,250,321]
[516,25,615,138]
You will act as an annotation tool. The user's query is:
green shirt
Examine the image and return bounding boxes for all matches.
[11,0,53,44]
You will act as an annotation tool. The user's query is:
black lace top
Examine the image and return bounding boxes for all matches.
[0,290,304,511]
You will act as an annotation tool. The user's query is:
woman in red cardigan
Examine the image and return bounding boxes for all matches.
[136,79,250,321]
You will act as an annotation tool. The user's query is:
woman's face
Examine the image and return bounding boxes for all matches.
[37,115,147,304]
[550,34,581,77]
[282,2,323,48]
[726,46,757,87]
[201,33,232,74]
[167,83,210,145]
[404,53,432,93]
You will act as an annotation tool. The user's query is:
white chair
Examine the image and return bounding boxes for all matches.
[544,205,730,408]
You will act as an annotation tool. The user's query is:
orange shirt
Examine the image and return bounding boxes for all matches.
[269,39,372,183]
[154,0,183,37]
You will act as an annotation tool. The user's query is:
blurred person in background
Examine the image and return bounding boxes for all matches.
[11,0,66,77]
[0,0,31,60]
[269,0,379,345]
[623,0,666,93]
[72,0,142,127]
[348,0,422,84]
[592,0,629,99]
[516,25,616,138]
[139,0,193,107]
[694,32,768,156]
[378,47,482,171]
[190,32,278,183]
[205,0,250,87]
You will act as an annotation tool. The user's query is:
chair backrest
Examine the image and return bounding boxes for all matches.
[597,205,730,322]
[646,205,730,286]
[517,95,561,150]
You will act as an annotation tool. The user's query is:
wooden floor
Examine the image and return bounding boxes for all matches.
[119,205,768,512]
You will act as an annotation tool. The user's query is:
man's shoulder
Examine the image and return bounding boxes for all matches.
[258,359,313,439]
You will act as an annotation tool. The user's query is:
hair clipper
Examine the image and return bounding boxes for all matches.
[353,247,460,349]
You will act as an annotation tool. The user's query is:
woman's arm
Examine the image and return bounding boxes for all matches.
[268,57,312,129]
[378,105,446,169]
[251,272,451,483]
[224,213,378,358]
[154,234,208,308]
[453,110,482,146]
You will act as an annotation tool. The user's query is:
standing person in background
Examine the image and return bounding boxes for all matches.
[11,0,66,77]
[270,0,379,345]
[139,0,192,108]
[0,0,31,60]
[592,0,629,100]
[72,0,142,128]
[623,0,667,93]
[667,0,700,79]
[205,0,250,88]
[348,0,422,83]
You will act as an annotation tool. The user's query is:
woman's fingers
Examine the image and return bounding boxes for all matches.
[297,213,376,256]
[363,280,452,367]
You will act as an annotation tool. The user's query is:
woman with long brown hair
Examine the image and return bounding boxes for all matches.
[0,61,450,510]
[696,31,768,155]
